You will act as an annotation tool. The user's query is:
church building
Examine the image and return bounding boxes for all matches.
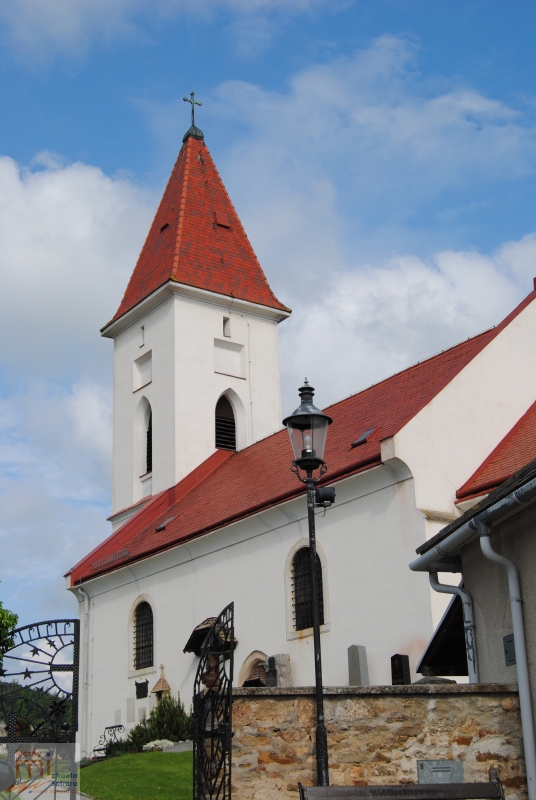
[66,117,536,757]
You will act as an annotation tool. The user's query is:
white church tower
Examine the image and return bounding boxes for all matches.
[101,121,290,529]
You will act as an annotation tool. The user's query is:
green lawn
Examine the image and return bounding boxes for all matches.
[80,751,193,800]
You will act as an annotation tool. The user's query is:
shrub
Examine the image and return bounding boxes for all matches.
[126,697,193,752]
[0,601,18,668]
[104,738,131,757]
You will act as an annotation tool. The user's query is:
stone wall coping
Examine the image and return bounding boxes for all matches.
[232,683,518,697]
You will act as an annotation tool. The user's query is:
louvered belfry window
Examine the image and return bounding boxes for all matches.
[215,396,236,451]
[292,547,324,631]
[134,601,153,670]
[146,413,153,473]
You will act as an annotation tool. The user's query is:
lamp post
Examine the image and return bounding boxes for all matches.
[283,380,334,787]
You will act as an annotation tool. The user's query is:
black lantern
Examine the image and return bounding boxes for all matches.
[282,380,332,473]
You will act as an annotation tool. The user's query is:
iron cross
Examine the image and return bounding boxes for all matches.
[183,91,202,127]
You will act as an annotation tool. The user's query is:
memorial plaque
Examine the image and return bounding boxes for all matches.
[503,634,516,666]
[391,653,410,685]
[418,759,464,784]
[265,656,277,687]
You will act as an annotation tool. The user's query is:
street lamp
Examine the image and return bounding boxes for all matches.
[283,380,334,787]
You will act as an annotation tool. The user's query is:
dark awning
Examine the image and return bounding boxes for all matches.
[417,594,468,677]
[183,617,238,657]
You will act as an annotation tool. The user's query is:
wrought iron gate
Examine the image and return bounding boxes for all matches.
[193,603,234,800]
[0,619,79,797]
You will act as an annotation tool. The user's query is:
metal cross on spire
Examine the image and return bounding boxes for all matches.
[183,91,202,128]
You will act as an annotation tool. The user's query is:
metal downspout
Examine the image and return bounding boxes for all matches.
[477,521,536,800]
[76,587,90,759]
[429,572,479,683]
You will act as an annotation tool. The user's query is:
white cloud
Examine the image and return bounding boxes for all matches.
[0,154,154,381]
[0,0,326,60]
[205,37,536,293]
[0,155,151,624]
[279,234,536,412]
[0,381,112,623]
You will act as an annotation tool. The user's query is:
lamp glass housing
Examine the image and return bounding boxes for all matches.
[287,414,329,464]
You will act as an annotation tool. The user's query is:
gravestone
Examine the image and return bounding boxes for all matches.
[265,657,277,687]
[264,654,293,687]
[348,645,369,686]
[391,653,411,685]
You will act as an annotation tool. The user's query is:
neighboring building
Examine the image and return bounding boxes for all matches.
[412,401,536,680]
[66,120,536,757]
[410,414,536,794]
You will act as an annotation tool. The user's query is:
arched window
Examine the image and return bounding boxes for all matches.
[215,396,236,451]
[134,601,153,670]
[146,412,152,473]
[292,547,324,631]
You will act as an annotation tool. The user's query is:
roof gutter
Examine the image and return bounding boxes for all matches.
[409,475,536,573]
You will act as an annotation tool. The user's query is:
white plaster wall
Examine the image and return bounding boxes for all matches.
[390,298,536,515]
[112,299,175,514]
[461,502,536,728]
[111,293,283,515]
[74,465,433,756]
[173,294,282,484]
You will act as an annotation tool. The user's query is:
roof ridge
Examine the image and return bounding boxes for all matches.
[171,138,192,281]
[324,328,494,414]
[201,143,291,312]
[112,151,184,318]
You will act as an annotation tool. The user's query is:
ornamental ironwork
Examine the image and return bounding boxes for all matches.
[192,603,234,800]
[0,619,79,744]
[93,724,125,758]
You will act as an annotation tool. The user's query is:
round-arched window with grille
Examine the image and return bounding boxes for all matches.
[134,601,154,670]
[291,547,324,631]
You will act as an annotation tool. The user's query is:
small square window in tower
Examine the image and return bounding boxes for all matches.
[223,317,231,337]
[215,396,236,451]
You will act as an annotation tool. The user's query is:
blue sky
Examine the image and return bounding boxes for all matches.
[0,0,535,625]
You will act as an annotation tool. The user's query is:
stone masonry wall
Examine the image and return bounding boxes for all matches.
[232,686,525,800]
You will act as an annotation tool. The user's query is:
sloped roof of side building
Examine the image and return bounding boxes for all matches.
[456,399,536,502]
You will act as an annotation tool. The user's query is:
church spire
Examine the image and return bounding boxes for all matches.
[106,122,289,329]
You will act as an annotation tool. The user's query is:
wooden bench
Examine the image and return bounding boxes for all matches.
[299,769,504,800]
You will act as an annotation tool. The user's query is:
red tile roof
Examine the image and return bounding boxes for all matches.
[456,399,536,501]
[69,293,536,586]
[107,136,288,326]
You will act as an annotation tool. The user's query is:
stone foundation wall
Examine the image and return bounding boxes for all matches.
[232,685,525,800]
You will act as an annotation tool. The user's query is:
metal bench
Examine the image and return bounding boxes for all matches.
[299,769,504,800]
